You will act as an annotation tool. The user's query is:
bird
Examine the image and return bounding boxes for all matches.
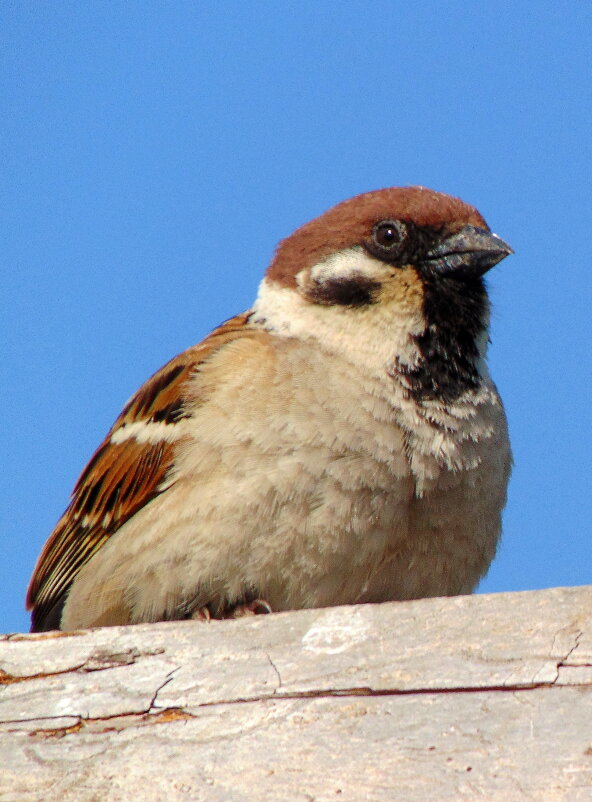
[27,186,513,632]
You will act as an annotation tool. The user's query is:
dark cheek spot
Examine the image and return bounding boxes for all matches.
[305,275,381,307]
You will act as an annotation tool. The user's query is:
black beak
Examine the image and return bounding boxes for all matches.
[424,225,513,278]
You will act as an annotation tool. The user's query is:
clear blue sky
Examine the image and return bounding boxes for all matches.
[2,3,590,633]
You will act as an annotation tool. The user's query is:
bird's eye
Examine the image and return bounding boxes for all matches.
[372,220,408,253]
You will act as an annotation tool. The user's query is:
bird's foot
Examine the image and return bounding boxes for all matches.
[191,606,212,622]
[190,598,272,622]
[225,599,273,618]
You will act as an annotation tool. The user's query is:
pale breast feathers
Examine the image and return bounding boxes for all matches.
[26,312,255,631]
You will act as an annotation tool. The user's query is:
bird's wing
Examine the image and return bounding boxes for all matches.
[27,311,256,631]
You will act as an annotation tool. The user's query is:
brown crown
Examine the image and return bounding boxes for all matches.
[266,186,488,288]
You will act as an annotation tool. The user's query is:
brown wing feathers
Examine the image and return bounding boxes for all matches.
[27,312,254,631]
[27,439,174,631]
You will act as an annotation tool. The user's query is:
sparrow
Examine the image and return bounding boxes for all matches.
[27,186,513,632]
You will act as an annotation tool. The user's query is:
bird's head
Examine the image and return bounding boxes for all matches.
[255,186,513,402]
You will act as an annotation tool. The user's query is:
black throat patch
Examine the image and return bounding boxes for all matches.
[394,274,488,403]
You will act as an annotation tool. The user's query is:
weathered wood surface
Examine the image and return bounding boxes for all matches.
[1,586,591,801]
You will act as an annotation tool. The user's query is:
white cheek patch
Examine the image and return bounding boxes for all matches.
[253,271,420,381]
[299,246,384,288]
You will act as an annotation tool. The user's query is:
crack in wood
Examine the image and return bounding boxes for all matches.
[1,631,85,642]
[5,678,587,735]
[0,647,166,684]
[0,664,88,685]
[547,630,586,684]
[265,652,283,690]
[557,630,584,668]
[148,667,181,711]
[190,678,592,711]
[23,707,195,739]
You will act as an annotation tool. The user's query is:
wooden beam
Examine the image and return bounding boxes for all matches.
[1,586,591,800]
